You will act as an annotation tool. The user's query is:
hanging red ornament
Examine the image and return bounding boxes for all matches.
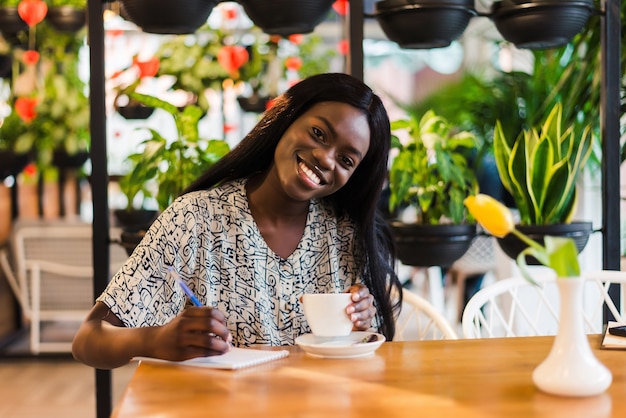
[337,39,349,55]
[17,0,48,27]
[222,5,238,20]
[134,57,160,78]
[223,123,237,134]
[284,56,303,71]
[288,34,304,45]
[14,97,38,123]
[22,50,40,65]
[332,0,349,16]
[217,46,249,74]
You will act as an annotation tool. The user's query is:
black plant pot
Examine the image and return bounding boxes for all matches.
[490,0,595,49]
[120,230,146,256]
[237,95,271,113]
[0,150,31,180]
[496,221,594,264]
[389,222,477,268]
[46,6,86,33]
[238,0,335,36]
[0,54,12,79]
[52,149,90,169]
[120,0,218,34]
[0,6,28,46]
[117,104,155,120]
[113,208,159,232]
[374,0,477,49]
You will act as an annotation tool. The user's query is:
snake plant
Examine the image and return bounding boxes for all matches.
[493,102,593,225]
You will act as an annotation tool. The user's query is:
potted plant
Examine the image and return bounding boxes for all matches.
[493,102,594,262]
[387,109,479,267]
[114,92,230,254]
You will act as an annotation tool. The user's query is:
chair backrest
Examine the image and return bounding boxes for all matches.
[3,220,128,317]
[462,270,626,339]
[394,287,458,340]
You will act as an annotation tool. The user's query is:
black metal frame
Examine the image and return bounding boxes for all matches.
[88,1,622,416]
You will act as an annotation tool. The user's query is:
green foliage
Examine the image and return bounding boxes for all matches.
[388,110,479,225]
[47,0,86,6]
[120,92,230,211]
[494,103,593,225]
[0,109,27,151]
[154,27,231,112]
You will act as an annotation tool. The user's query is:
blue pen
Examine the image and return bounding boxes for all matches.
[169,267,202,307]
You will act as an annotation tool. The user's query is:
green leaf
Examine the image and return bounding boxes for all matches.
[544,236,580,277]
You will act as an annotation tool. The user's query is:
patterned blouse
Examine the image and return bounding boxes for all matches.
[98,178,367,346]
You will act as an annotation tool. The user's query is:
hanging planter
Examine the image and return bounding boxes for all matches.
[0,54,13,78]
[0,6,28,46]
[116,104,155,120]
[496,222,593,264]
[119,0,218,34]
[0,150,32,180]
[389,222,477,267]
[238,0,335,36]
[374,0,477,49]
[52,149,90,169]
[490,0,595,49]
[46,6,86,33]
[237,95,271,113]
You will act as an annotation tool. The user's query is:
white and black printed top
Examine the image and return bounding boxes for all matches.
[99,178,367,346]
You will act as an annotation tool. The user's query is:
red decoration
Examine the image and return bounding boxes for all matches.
[23,162,37,177]
[337,39,349,55]
[332,0,349,16]
[288,34,304,45]
[17,0,48,27]
[217,46,249,74]
[14,97,38,123]
[134,57,160,78]
[284,56,303,71]
[223,123,237,133]
[107,29,124,38]
[222,6,238,20]
[22,50,39,65]
[265,98,276,110]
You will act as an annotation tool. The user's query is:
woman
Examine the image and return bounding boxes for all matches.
[72,73,403,369]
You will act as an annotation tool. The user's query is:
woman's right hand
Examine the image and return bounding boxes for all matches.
[73,302,233,369]
[152,306,232,362]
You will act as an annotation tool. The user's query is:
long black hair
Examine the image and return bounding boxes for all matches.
[185,73,402,340]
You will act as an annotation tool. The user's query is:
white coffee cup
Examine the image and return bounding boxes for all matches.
[302,293,353,337]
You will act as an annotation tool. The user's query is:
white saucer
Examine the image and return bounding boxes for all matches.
[295,331,386,359]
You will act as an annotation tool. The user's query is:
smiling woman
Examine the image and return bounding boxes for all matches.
[72,73,404,370]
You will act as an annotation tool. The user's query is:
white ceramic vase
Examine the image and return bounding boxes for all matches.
[532,277,612,396]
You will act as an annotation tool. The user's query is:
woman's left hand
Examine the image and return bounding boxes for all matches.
[346,284,376,331]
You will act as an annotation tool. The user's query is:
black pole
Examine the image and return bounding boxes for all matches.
[601,0,621,320]
[87,1,112,417]
[347,0,364,80]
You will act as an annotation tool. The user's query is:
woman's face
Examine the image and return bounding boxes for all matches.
[273,101,370,201]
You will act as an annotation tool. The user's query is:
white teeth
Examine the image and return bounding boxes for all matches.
[299,162,321,185]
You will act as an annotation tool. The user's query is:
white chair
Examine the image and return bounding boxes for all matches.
[461,270,626,339]
[446,233,497,320]
[0,220,128,353]
[394,287,458,340]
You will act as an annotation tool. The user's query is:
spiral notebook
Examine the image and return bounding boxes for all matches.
[135,347,290,370]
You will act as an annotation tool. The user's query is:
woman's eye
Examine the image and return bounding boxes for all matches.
[312,127,326,142]
[341,156,355,168]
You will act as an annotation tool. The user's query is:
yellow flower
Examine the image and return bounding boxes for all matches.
[464,194,580,284]
[463,194,515,237]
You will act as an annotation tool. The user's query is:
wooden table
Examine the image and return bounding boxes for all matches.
[112,335,626,417]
